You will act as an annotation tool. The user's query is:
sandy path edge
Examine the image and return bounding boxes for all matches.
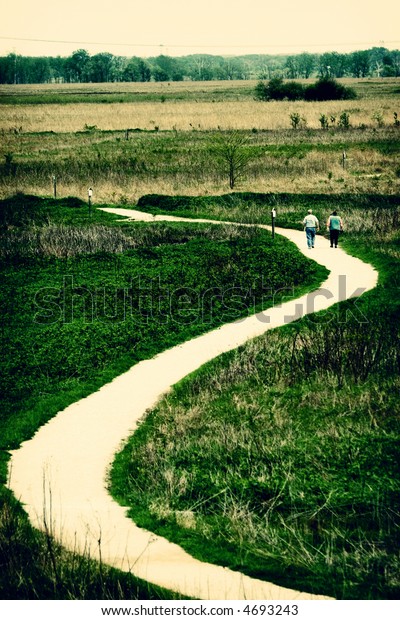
[8,209,378,600]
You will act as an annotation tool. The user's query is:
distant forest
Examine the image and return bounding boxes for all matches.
[0,47,399,84]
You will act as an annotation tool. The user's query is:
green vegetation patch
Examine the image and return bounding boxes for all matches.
[0,193,326,452]
[0,193,118,227]
[136,191,400,229]
[0,192,329,598]
[110,191,400,600]
[0,489,182,600]
[255,77,357,102]
[111,294,400,600]
[2,126,398,199]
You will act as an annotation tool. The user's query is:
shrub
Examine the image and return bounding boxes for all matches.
[304,77,356,101]
[372,111,385,127]
[255,77,305,101]
[319,114,329,129]
[210,130,253,189]
[338,111,351,129]
[289,112,307,129]
[256,77,355,102]
[282,81,306,101]
[254,80,268,100]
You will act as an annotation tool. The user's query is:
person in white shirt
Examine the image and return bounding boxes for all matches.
[302,209,320,248]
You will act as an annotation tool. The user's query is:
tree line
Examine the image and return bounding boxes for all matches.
[0,47,399,85]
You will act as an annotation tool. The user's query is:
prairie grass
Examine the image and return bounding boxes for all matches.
[1,124,399,203]
[1,78,399,599]
[112,309,400,599]
[1,97,399,134]
[110,194,400,600]
[0,194,330,598]
[1,78,398,206]
[0,489,181,599]
[135,192,400,243]
[0,218,268,259]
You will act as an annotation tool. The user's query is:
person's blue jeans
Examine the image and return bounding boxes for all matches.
[305,227,316,248]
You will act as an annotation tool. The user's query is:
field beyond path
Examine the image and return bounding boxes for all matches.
[8,208,378,600]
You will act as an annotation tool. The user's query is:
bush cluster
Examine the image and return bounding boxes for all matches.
[255,77,357,101]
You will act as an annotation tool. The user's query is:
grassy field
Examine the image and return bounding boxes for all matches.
[110,194,400,600]
[0,78,399,203]
[0,193,328,598]
[0,78,399,599]
[1,77,399,103]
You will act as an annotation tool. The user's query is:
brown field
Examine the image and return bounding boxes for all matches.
[0,78,399,203]
[1,78,399,132]
[1,99,399,133]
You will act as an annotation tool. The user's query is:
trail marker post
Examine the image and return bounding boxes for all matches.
[88,187,93,216]
[271,208,276,240]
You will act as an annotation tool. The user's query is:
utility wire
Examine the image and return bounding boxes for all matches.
[0,35,399,50]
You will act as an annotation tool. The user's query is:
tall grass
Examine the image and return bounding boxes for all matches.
[1,77,399,598]
[1,195,331,597]
[1,78,399,132]
[110,195,400,600]
[1,124,399,203]
[1,98,399,132]
[111,307,400,599]
[0,210,288,258]
[0,489,181,599]
[1,77,398,100]
[135,192,400,239]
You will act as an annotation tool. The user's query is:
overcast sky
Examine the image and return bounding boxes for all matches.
[1,0,399,57]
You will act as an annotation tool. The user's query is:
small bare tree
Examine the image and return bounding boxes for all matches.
[211,130,253,190]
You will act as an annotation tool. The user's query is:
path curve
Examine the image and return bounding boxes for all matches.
[8,209,378,600]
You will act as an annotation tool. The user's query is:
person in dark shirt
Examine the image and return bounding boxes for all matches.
[326,211,344,248]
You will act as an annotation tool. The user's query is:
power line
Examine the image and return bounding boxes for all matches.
[0,36,160,48]
[0,35,399,50]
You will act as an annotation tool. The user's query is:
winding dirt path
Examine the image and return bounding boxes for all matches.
[8,209,378,600]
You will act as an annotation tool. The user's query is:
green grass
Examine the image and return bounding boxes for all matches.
[0,488,184,600]
[135,191,400,235]
[1,78,399,106]
[1,76,399,598]
[1,126,399,203]
[0,197,326,437]
[0,193,329,598]
[0,193,120,227]
[1,191,399,599]
[109,193,400,600]
[0,83,258,106]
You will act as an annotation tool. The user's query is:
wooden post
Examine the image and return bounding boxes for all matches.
[342,150,347,169]
[271,208,276,240]
[53,175,57,199]
[125,129,129,140]
[88,187,93,216]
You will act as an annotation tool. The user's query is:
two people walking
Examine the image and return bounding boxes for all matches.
[302,209,344,248]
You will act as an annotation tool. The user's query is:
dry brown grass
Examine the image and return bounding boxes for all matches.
[1,77,399,133]
[1,163,397,206]
[0,79,398,203]
[1,98,399,133]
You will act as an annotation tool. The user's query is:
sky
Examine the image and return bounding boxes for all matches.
[1,0,399,58]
